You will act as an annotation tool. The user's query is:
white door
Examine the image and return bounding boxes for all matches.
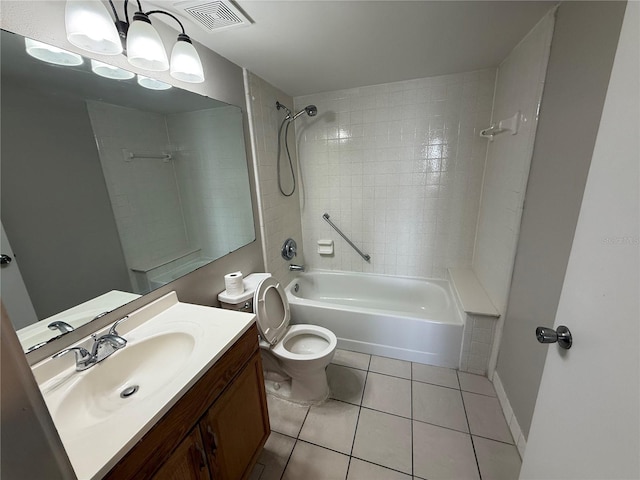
[521,3,639,479]
[0,222,38,329]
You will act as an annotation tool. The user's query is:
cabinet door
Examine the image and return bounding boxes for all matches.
[152,427,211,480]
[201,352,270,480]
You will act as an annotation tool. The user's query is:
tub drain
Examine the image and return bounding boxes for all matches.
[120,385,139,398]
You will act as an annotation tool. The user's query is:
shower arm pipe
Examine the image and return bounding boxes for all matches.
[323,213,371,262]
[276,101,292,119]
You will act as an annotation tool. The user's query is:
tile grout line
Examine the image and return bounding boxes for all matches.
[458,370,483,480]
[272,352,504,480]
[296,405,312,439]
[410,362,414,478]
[277,406,312,480]
[277,439,296,480]
[345,364,370,479]
[276,403,493,441]
[270,388,509,445]
[291,437,418,478]
[351,454,417,478]
[294,438,350,460]
[333,359,498,398]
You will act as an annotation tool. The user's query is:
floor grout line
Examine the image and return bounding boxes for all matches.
[278,438,296,480]
[345,367,369,480]
[271,405,496,443]
[410,356,414,477]
[295,438,351,458]
[350,454,415,477]
[296,406,312,439]
[268,351,508,479]
[278,405,312,480]
[458,370,483,480]
[470,433,518,447]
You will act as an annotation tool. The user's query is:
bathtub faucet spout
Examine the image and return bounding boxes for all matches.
[289,264,305,272]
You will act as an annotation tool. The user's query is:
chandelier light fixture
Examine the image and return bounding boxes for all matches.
[25,38,84,66]
[137,74,172,90]
[65,0,204,83]
[90,59,135,79]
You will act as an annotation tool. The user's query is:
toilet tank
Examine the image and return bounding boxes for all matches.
[218,273,271,312]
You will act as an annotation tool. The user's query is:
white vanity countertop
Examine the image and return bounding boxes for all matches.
[32,292,255,480]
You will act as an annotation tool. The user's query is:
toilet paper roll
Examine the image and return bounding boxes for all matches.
[224,271,244,296]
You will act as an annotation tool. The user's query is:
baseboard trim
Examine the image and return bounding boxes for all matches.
[492,372,527,459]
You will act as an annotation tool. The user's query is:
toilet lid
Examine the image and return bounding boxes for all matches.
[254,277,290,346]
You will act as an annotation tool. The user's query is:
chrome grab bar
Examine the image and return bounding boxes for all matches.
[322,213,371,262]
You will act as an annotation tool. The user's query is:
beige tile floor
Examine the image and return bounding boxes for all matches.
[251,349,521,480]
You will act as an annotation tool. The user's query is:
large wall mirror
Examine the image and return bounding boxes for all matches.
[1,29,256,353]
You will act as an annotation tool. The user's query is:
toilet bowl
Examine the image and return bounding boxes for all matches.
[220,273,337,404]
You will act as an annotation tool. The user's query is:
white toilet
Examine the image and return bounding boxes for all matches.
[219,273,337,404]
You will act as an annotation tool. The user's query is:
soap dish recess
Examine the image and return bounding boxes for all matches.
[317,239,334,256]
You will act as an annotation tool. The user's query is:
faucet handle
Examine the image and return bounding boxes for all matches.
[52,346,94,371]
[109,315,129,336]
[48,321,75,333]
[52,346,91,362]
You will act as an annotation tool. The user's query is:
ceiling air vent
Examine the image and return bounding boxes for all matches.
[173,0,252,32]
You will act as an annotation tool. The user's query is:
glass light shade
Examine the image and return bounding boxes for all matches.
[25,38,84,66]
[65,0,122,55]
[91,60,135,80]
[127,17,169,71]
[137,75,172,90]
[170,38,204,83]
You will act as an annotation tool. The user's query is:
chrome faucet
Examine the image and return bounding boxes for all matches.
[51,316,129,371]
[289,264,305,272]
[90,333,127,358]
[52,346,94,371]
[48,321,74,333]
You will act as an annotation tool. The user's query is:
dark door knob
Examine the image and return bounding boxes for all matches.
[0,254,12,265]
[536,325,572,349]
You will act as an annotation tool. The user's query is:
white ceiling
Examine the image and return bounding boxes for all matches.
[153,1,556,97]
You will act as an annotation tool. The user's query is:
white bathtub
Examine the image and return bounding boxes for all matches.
[285,270,464,368]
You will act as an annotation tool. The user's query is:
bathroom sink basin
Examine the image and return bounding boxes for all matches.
[54,332,195,429]
[32,292,256,480]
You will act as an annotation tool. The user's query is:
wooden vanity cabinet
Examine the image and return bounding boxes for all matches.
[152,428,210,480]
[105,324,270,480]
[199,352,268,479]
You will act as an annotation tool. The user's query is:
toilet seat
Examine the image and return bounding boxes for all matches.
[254,277,336,358]
[272,324,337,361]
[254,277,290,346]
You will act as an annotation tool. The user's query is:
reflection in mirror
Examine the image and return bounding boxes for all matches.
[0,30,256,352]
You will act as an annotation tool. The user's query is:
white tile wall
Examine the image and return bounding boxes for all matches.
[472,10,556,375]
[88,101,255,292]
[459,314,498,375]
[245,72,305,285]
[293,70,495,278]
[87,101,190,284]
[166,106,254,261]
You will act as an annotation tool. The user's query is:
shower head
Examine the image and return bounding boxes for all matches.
[291,105,318,121]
